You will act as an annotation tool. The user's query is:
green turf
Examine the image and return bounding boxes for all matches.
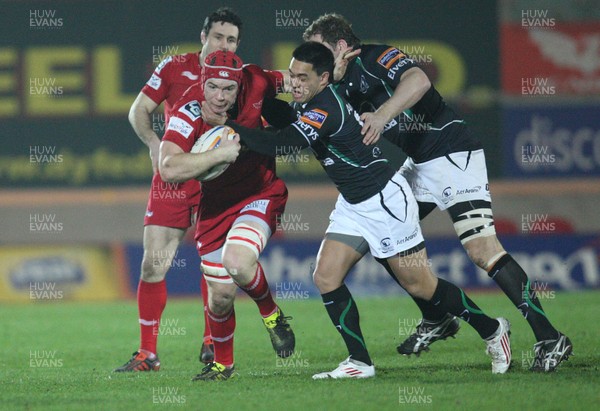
[2,291,598,410]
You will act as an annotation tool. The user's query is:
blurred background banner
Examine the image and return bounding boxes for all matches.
[501,22,600,96]
[0,0,499,187]
[0,245,127,302]
[119,235,600,299]
[502,105,600,177]
[1,0,599,300]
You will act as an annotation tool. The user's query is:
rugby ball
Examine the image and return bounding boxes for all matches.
[190,125,236,181]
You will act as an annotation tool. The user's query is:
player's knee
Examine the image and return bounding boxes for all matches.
[209,287,235,315]
[224,223,265,267]
[394,264,437,300]
[141,252,168,282]
[221,249,255,278]
[402,279,431,300]
[463,236,505,270]
[312,269,341,293]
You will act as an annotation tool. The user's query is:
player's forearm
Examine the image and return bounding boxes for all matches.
[128,100,161,149]
[376,68,431,123]
[225,120,307,156]
[160,151,224,183]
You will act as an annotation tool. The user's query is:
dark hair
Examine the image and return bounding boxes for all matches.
[292,42,334,80]
[303,13,360,48]
[202,7,243,41]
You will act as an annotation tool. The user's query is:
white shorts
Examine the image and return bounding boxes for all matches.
[325,173,424,258]
[399,149,491,210]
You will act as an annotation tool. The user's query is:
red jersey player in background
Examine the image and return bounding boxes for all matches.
[115,8,242,372]
[160,51,295,381]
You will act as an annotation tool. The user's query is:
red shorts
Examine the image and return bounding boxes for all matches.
[194,178,287,256]
[144,173,201,229]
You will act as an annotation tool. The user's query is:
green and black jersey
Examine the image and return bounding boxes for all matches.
[335,44,482,163]
[227,85,395,204]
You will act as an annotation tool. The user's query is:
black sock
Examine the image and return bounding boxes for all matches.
[321,284,372,366]
[489,254,558,341]
[376,257,447,322]
[429,278,499,339]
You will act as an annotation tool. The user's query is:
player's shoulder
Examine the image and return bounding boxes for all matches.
[242,63,264,75]
[360,43,404,68]
[242,64,270,83]
[300,86,345,129]
[171,83,203,121]
[156,52,199,73]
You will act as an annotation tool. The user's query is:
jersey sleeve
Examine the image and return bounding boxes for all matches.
[224,118,308,156]
[162,92,204,152]
[365,45,419,88]
[141,56,175,104]
[261,98,296,129]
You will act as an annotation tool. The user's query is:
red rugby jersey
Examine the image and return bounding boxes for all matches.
[141,52,202,123]
[162,65,284,203]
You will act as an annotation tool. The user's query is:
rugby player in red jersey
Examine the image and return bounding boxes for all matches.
[115,7,243,372]
[159,50,295,381]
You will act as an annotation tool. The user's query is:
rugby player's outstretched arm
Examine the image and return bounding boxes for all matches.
[362,67,431,144]
[224,120,309,157]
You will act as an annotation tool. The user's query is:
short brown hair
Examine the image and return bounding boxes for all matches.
[303,13,361,48]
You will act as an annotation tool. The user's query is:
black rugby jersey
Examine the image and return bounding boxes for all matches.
[335,44,481,163]
[227,84,395,204]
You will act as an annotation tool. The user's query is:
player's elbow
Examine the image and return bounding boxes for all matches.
[402,68,431,98]
[127,104,138,128]
[414,70,431,96]
[158,156,180,183]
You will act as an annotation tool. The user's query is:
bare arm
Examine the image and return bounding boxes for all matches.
[159,136,241,183]
[361,67,431,144]
[128,92,161,173]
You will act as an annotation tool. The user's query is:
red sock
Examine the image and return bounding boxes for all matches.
[207,307,235,367]
[200,275,212,342]
[137,279,167,355]
[239,263,278,317]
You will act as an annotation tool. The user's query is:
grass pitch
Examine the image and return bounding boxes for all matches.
[2,291,598,410]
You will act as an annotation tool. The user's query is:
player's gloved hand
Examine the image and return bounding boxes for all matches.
[201,101,227,126]
[333,46,361,83]
[217,130,241,164]
[360,111,387,144]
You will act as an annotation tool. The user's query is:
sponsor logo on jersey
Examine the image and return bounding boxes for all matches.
[147,74,162,90]
[387,58,413,80]
[377,47,404,69]
[360,75,369,93]
[441,186,454,204]
[218,70,230,78]
[322,157,334,166]
[294,120,319,141]
[345,103,353,115]
[241,199,270,214]
[456,186,482,196]
[178,100,202,121]
[383,118,398,132]
[380,237,394,253]
[167,117,194,139]
[155,56,172,74]
[300,108,328,129]
[396,228,419,245]
[181,70,199,80]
